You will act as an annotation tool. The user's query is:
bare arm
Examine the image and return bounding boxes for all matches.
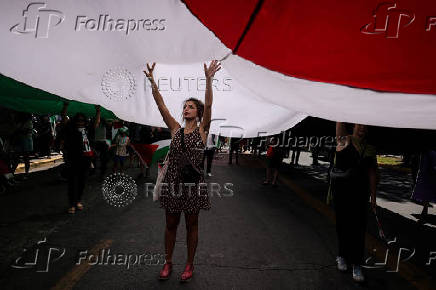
[199,60,221,143]
[143,63,180,137]
[336,122,349,151]
[200,60,221,133]
[336,122,348,139]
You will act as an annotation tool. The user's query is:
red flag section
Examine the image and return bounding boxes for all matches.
[184,0,436,94]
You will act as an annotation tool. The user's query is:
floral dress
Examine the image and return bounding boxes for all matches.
[159,127,211,214]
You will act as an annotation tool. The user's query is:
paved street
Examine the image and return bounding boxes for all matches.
[0,153,434,289]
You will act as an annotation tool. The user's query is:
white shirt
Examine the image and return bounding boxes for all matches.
[205,134,216,149]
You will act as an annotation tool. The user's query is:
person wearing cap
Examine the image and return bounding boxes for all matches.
[110,126,132,173]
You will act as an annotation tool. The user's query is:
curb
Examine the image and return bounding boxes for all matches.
[15,155,64,173]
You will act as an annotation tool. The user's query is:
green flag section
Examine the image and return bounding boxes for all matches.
[151,139,171,165]
[129,139,171,167]
[0,74,116,119]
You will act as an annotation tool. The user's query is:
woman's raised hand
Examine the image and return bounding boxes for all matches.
[204,60,221,79]
[143,62,156,82]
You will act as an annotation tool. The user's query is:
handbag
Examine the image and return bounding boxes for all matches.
[153,152,169,201]
[330,141,367,181]
[179,127,202,183]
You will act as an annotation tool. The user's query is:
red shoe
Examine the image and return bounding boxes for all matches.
[159,262,172,280]
[180,263,194,282]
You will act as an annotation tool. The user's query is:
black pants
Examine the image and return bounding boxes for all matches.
[333,184,369,265]
[291,149,301,165]
[94,141,109,175]
[203,148,215,174]
[229,146,239,164]
[67,157,91,207]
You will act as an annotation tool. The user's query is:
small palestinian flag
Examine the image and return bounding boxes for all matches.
[130,139,171,167]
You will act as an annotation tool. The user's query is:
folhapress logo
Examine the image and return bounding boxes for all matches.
[11,237,65,272]
[10,2,64,38]
[361,2,415,38]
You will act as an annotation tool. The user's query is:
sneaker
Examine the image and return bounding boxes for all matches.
[336,256,347,272]
[207,173,212,177]
[352,265,365,282]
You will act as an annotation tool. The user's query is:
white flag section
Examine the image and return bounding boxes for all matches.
[224,56,436,130]
[0,0,435,136]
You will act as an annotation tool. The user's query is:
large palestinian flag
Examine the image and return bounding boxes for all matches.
[0,0,435,137]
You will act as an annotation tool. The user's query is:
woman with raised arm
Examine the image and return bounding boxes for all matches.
[331,122,378,283]
[144,60,221,282]
[60,102,100,214]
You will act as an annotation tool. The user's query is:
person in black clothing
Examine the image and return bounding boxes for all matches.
[37,115,53,158]
[263,135,285,187]
[331,122,377,283]
[202,133,216,176]
[60,102,100,214]
[228,138,240,165]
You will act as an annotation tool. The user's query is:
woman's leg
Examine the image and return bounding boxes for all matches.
[165,211,181,263]
[119,156,125,172]
[206,149,214,174]
[185,212,199,264]
[67,165,77,208]
[264,167,271,183]
[334,188,349,260]
[272,168,279,185]
[349,191,369,265]
[113,156,119,173]
[421,202,429,217]
[77,158,90,204]
[23,152,30,175]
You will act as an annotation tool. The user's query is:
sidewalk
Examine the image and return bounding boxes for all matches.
[14,153,64,174]
[283,151,436,228]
